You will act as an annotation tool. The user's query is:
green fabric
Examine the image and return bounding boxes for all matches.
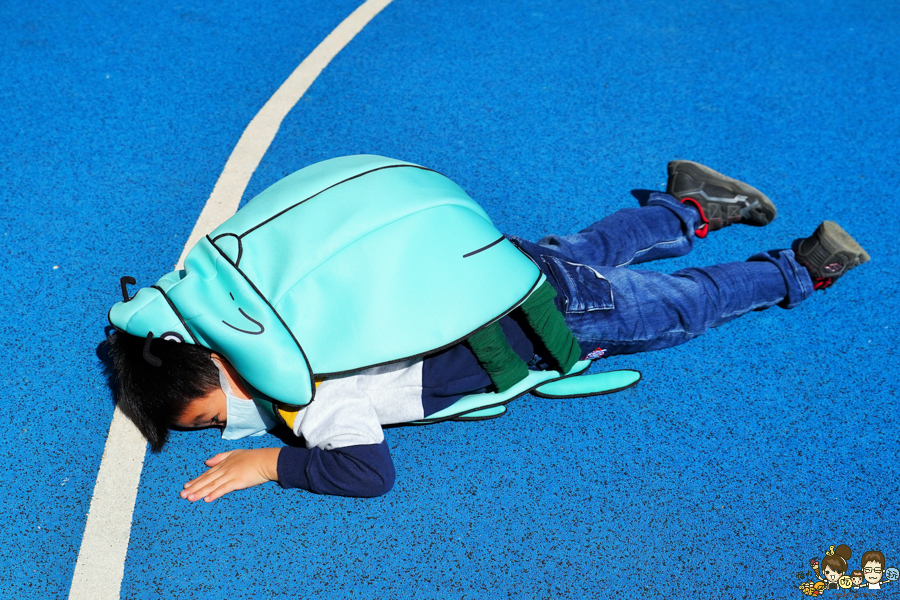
[463,281,583,395]
[466,321,529,393]
[519,281,581,374]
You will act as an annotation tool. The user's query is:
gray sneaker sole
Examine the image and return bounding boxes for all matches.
[816,221,871,264]
[667,160,777,223]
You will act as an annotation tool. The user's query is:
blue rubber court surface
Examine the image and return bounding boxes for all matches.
[2,1,898,598]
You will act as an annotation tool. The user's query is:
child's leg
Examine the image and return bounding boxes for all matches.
[559,248,814,357]
[510,192,702,269]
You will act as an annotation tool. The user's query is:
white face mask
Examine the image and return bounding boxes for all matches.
[214,360,277,440]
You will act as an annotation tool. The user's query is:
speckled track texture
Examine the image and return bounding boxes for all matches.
[2,1,898,598]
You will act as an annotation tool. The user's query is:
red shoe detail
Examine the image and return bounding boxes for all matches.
[680,197,709,238]
[585,347,606,360]
[813,278,834,290]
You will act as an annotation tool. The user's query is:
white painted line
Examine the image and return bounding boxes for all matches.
[177,0,394,269]
[67,407,146,600]
[69,1,394,598]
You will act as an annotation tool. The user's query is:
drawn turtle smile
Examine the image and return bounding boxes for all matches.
[222,293,265,335]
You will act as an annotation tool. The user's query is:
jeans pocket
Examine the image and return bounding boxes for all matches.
[541,256,614,313]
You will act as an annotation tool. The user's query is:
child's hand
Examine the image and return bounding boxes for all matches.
[180,448,281,503]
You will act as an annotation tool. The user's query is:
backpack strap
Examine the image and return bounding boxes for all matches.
[466,320,529,393]
[466,280,581,393]
[518,280,581,375]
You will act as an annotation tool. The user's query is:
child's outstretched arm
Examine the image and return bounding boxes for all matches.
[181,442,395,501]
[181,448,281,502]
[181,374,397,500]
[277,441,395,497]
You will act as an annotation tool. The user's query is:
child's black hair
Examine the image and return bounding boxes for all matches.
[107,330,219,452]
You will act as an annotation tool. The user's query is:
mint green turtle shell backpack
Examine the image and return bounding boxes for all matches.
[109,155,640,414]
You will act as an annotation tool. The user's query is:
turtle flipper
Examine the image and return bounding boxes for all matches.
[564,359,592,377]
[408,369,559,425]
[532,369,641,399]
[452,405,508,421]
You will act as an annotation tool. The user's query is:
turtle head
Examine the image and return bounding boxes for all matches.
[107,239,315,407]
[108,274,192,346]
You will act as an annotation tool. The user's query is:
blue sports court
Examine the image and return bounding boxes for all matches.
[1,0,898,598]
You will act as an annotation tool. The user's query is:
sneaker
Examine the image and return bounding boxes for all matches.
[667,160,777,237]
[794,221,870,290]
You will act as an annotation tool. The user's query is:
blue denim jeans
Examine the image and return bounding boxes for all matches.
[510,193,814,358]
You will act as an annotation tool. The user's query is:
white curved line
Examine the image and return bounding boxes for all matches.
[68,2,393,598]
[177,0,394,270]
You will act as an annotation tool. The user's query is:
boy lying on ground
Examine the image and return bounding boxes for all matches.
[106,157,869,501]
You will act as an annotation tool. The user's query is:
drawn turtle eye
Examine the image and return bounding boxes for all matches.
[160,331,184,343]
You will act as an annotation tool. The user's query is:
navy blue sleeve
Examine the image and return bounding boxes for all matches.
[276,440,395,498]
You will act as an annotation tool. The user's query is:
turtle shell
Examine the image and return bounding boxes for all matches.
[109,155,541,406]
